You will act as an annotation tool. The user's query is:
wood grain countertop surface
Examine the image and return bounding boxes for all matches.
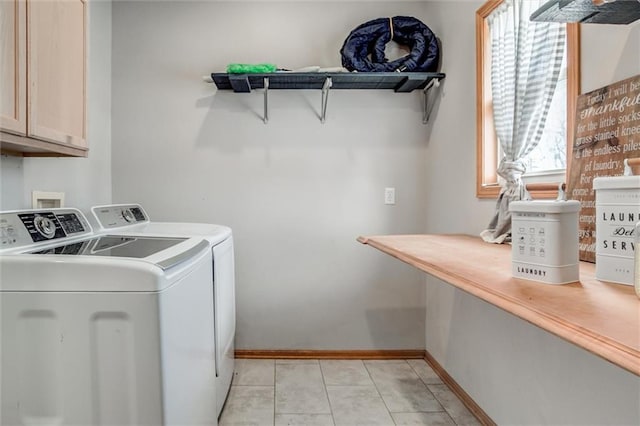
[358,234,640,376]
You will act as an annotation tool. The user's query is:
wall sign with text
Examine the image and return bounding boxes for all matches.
[567,74,640,263]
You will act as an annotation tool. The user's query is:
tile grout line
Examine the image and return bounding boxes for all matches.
[318,360,337,426]
[399,359,446,421]
[407,359,440,397]
[272,360,276,426]
[362,359,399,425]
[426,383,465,426]
[406,359,454,421]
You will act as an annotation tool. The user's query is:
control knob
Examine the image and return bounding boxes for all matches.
[121,209,136,223]
[34,216,57,239]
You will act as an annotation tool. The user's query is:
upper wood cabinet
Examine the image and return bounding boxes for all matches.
[1,0,87,157]
[0,0,26,136]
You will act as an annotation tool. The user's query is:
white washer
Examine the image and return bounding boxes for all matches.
[0,208,217,425]
[91,204,235,417]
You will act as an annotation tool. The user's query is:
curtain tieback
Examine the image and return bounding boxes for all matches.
[497,160,526,184]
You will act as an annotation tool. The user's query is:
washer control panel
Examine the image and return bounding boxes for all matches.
[92,204,148,230]
[0,208,92,250]
[19,212,66,242]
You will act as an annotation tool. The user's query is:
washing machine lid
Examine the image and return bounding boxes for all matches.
[90,204,232,244]
[115,222,232,245]
[0,236,210,292]
[28,234,191,265]
[16,234,209,270]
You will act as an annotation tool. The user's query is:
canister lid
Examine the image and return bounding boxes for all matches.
[509,200,581,213]
[593,175,640,190]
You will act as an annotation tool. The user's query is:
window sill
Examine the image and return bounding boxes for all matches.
[476,183,501,199]
[358,234,639,376]
[476,182,564,200]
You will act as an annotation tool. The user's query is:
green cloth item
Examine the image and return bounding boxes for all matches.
[227,63,277,74]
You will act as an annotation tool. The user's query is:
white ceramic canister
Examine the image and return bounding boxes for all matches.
[509,199,581,284]
[593,160,640,286]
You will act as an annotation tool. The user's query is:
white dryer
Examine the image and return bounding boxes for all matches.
[0,208,217,425]
[91,204,235,417]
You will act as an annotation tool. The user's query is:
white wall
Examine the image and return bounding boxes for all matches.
[423,4,640,423]
[427,280,640,424]
[581,23,640,92]
[423,0,497,234]
[111,1,431,350]
[0,0,112,211]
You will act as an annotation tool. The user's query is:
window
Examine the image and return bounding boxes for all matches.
[476,0,580,198]
[521,48,567,175]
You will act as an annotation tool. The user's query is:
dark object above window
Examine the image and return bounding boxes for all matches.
[530,0,640,24]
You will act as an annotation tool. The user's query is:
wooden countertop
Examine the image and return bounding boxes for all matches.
[358,234,640,376]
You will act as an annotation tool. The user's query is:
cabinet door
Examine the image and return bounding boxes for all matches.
[27,0,86,148]
[0,0,27,135]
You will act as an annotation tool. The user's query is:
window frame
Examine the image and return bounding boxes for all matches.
[475,0,581,199]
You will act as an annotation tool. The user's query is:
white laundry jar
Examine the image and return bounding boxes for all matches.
[593,171,640,286]
[509,200,581,284]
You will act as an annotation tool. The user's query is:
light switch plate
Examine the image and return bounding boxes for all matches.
[384,187,396,205]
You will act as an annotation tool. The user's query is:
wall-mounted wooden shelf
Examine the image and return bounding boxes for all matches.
[358,234,640,376]
[206,72,445,124]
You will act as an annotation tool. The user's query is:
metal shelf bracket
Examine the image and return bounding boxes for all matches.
[208,72,446,124]
[320,77,332,123]
[263,77,269,124]
[422,78,441,125]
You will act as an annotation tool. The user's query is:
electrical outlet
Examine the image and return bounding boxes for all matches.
[384,187,396,205]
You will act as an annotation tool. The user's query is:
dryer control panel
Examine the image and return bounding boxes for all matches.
[91,204,149,230]
[0,208,92,250]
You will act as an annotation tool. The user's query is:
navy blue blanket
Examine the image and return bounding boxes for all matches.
[340,16,439,73]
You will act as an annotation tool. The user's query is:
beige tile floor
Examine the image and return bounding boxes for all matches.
[219,359,481,426]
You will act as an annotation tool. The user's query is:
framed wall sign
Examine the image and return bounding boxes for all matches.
[567,74,640,262]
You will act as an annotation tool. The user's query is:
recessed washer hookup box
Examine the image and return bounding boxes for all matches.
[509,200,581,284]
[593,174,640,286]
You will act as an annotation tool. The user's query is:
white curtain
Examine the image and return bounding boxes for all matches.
[480,0,566,244]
